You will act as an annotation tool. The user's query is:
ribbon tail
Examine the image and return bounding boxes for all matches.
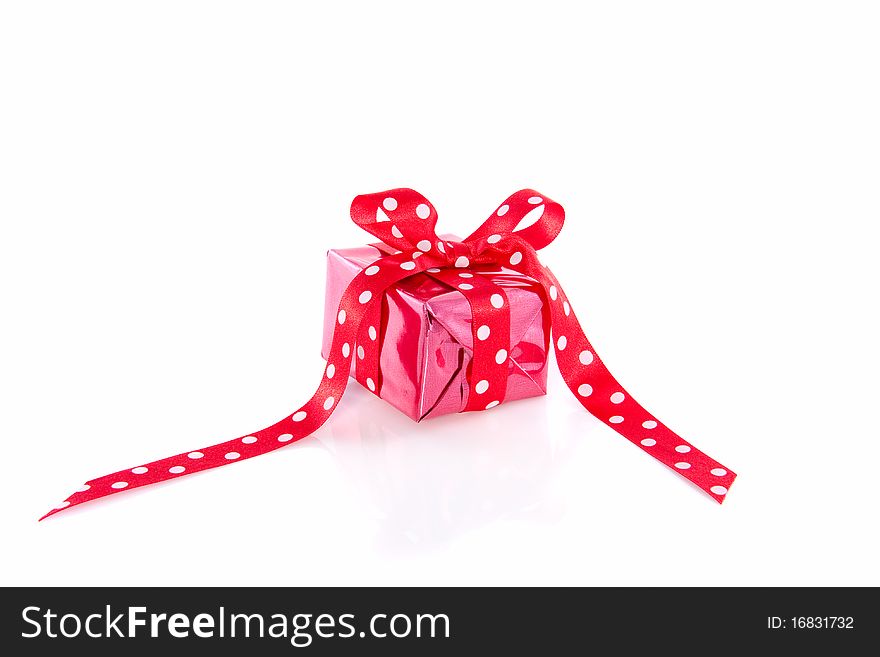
[41,250,436,520]
[535,265,736,503]
[39,414,314,521]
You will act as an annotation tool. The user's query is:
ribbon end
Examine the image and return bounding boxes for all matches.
[710,471,736,504]
[40,497,76,521]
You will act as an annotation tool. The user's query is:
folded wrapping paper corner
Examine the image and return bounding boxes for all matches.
[41,188,736,520]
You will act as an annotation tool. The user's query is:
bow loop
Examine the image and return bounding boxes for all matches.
[351,188,564,265]
[464,189,565,253]
[350,188,441,255]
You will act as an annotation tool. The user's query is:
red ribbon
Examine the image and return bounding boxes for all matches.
[42,189,735,519]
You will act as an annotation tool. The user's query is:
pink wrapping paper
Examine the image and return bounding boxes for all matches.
[322,237,550,421]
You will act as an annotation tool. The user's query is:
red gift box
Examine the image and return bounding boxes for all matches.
[322,238,550,421]
[43,187,736,520]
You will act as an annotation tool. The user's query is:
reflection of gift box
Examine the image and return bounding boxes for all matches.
[322,237,550,422]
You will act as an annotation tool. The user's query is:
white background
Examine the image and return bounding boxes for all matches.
[2,1,878,587]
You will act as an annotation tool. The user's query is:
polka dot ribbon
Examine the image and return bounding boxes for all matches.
[42,189,735,519]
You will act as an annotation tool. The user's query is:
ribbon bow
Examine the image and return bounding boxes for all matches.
[43,189,735,519]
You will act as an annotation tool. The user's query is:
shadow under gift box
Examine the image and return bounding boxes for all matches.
[322,236,551,422]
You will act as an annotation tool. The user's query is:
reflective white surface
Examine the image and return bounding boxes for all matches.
[317,383,570,553]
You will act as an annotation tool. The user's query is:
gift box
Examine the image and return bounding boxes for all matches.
[44,187,737,520]
[322,237,550,421]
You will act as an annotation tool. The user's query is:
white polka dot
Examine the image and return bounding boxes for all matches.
[485,400,500,409]
[563,301,571,316]
[357,345,365,360]
[674,462,691,469]
[475,379,489,394]
[579,350,594,365]
[365,265,380,276]
[337,309,346,325]
[415,203,430,219]
[487,234,501,244]
[459,283,474,290]
[549,285,558,300]
[509,251,523,265]
[455,256,469,268]
[642,420,657,429]
[188,451,204,459]
[710,485,728,495]
[169,466,185,474]
[359,290,372,304]
[111,482,128,489]
[242,436,258,444]
[368,326,377,340]
[497,204,509,216]
[427,267,441,273]
[366,377,376,392]
[495,349,508,364]
[711,468,727,477]
[225,451,241,460]
[477,325,490,340]
[326,364,335,378]
[383,197,397,211]
[292,410,307,422]
[391,225,403,238]
[528,196,542,204]
[76,484,91,492]
[641,438,657,447]
[458,272,473,278]
[342,342,350,357]
[278,434,293,442]
[131,466,148,474]
[400,261,416,271]
[416,239,432,252]
[55,501,70,509]
[323,396,335,410]
[675,445,691,453]
[609,415,624,424]
[557,336,567,350]
[610,392,625,404]
[436,242,445,254]
[577,383,593,397]
[490,293,504,308]
[412,251,423,258]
